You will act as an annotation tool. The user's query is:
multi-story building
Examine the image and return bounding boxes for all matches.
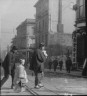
[15,19,35,49]
[34,0,74,56]
[72,0,86,69]
[11,19,35,64]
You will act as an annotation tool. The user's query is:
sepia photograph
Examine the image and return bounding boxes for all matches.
[0,0,87,95]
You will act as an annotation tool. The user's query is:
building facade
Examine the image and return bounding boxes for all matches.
[72,0,86,69]
[11,19,35,64]
[13,19,35,49]
[34,0,73,56]
[34,0,49,47]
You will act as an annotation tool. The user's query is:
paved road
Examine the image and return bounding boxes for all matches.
[0,76,32,95]
[26,71,87,95]
[1,69,87,95]
[44,75,87,95]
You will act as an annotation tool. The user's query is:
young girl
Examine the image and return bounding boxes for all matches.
[13,58,28,92]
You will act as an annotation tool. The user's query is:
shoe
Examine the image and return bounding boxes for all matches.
[34,85,40,89]
[11,85,15,89]
[38,83,44,87]
[21,87,26,92]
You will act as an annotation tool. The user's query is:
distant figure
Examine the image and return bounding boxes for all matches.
[0,58,2,79]
[29,43,47,89]
[13,58,28,92]
[82,58,87,76]
[59,58,63,71]
[66,56,72,73]
[48,57,53,71]
[0,58,2,66]
[53,57,58,72]
[0,46,17,89]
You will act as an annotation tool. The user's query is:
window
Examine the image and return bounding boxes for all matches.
[79,0,85,18]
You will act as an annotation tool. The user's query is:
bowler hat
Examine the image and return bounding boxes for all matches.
[11,46,17,50]
[39,43,45,48]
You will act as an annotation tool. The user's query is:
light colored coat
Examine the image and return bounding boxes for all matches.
[14,63,28,85]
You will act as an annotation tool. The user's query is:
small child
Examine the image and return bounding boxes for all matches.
[42,50,48,58]
[13,58,28,92]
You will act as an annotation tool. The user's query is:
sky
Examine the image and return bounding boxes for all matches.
[0,0,76,51]
[0,0,38,50]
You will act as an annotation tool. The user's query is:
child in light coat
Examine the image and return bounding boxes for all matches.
[13,59,28,92]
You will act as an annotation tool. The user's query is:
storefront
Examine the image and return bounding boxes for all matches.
[72,0,86,69]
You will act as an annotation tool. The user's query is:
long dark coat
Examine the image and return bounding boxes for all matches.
[29,49,46,73]
[2,51,15,74]
[66,57,72,68]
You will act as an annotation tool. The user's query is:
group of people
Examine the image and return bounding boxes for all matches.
[0,46,28,92]
[0,43,48,91]
[0,42,87,93]
[48,55,72,73]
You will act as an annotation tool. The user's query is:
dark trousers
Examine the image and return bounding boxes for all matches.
[54,65,57,72]
[34,71,44,86]
[49,64,52,70]
[11,70,15,87]
[0,69,15,88]
[0,70,9,87]
[66,67,71,73]
[60,65,63,71]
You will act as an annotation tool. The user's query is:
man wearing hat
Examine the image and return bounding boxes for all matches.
[30,43,48,88]
[0,46,17,89]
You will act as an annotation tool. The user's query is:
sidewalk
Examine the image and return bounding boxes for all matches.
[0,76,30,95]
[26,75,70,95]
[26,74,87,95]
[26,69,87,95]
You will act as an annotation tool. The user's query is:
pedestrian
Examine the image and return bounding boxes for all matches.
[13,58,28,92]
[0,46,17,89]
[29,43,47,89]
[48,57,53,71]
[59,58,63,71]
[82,58,87,76]
[65,56,72,73]
[0,58,2,81]
[53,57,58,72]
[0,58,2,66]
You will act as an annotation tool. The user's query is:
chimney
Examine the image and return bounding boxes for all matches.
[57,0,64,33]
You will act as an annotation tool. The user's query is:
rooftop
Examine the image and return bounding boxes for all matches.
[16,19,35,29]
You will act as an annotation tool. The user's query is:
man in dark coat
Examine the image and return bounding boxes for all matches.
[53,57,58,72]
[59,58,63,71]
[29,43,47,89]
[0,46,17,89]
[66,56,72,73]
[48,57,53,71]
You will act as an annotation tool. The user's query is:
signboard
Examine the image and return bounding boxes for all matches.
[77,22,86,27]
